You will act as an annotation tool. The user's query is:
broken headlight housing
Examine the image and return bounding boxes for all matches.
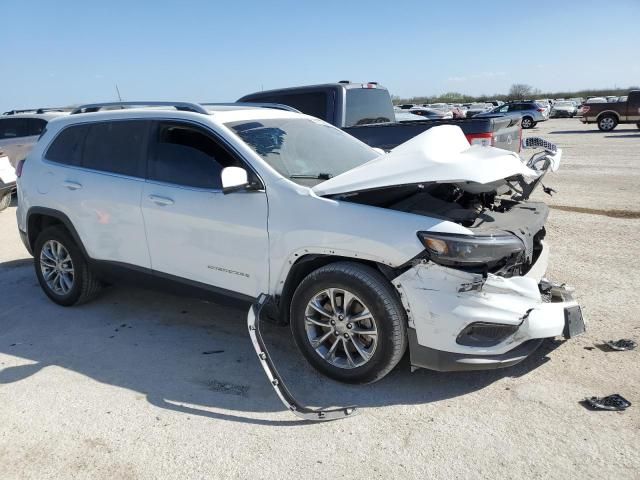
[417,231,525,271]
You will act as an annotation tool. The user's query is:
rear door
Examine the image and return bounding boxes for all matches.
[43,120,152,268]
[141,120,269,298]
[0,117,29,167]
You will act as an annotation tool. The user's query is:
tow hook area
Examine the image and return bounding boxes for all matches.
[247,294,357,421]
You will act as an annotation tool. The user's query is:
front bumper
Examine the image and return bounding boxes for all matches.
[395,242,584,371]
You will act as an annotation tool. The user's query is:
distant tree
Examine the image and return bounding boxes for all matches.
[508,83,534,100]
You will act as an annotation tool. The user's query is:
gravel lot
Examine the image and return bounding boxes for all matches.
[1,118,638,479]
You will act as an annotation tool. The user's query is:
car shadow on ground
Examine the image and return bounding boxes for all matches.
[549,128,638,135]
[0,259,562,427]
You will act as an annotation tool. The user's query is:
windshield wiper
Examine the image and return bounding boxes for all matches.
[290,173,332,180]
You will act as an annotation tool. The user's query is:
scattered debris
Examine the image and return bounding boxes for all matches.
[583,394,631,411]
[604,339,636,351]
[583,346,595,351]
[202,350,224,355]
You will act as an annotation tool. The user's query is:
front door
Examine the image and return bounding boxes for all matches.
[141,120,269,298]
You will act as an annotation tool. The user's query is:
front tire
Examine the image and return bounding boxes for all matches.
[34,226,101,306]
[598,115,618,131]
[290,262,407,384]
[521,116,534,129]
[0,192,11,212]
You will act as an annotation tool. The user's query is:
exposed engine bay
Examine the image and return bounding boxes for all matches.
[336,182,548,277]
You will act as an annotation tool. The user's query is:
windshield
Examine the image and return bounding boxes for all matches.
[226,118,378,185]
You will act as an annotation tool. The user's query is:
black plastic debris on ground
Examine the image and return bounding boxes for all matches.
[605,339,637,351]
[582,394,631,411]
[202,350,224,355]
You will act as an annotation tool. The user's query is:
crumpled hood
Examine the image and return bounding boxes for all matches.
[312,125,538,197]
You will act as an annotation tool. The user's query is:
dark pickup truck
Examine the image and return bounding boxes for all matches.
[581,90,640,131]
[238,82,522,152]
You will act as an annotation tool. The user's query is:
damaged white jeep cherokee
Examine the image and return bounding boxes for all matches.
[16,102,584,385]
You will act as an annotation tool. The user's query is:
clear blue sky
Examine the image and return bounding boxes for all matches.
[2,0,638,111]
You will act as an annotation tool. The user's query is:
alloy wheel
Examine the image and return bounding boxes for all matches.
[304,288,378,369]
[40,240,75,295]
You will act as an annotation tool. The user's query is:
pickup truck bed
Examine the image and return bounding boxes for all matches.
[344,116,520,152]
[238,82,522,153]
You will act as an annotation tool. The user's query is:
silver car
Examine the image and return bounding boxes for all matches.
[0,110,69,167]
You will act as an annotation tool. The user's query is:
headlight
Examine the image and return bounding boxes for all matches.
[417,231,525,269]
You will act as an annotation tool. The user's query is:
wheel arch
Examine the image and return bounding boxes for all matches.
[27,207,89,258]
[596,110,620,122]
[276,253,400,325]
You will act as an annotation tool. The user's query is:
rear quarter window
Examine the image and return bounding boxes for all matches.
[45,124,89,166]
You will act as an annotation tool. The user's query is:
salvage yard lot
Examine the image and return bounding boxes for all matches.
[1,118,638,479]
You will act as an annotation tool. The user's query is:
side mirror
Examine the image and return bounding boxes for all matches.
[221,166,249,194]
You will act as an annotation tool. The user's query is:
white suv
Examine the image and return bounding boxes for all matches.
[16,101,584,384]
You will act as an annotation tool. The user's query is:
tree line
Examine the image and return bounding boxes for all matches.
[392,84,639,104]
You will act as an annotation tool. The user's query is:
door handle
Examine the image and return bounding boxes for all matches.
[63,180,83,191]
[148,194,174,206]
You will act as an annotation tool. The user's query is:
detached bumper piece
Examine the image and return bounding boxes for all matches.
[583,394,631,411]
[247,294,357,421]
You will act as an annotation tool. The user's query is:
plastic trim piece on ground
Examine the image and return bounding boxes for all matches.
[247,293,357,421]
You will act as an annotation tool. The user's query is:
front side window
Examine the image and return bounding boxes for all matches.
[0,118,28,139]
[226,117,378,185]
[148,121,240,189]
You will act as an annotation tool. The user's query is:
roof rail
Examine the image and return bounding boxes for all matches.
[70,101,210,115]
[202,102,302,113]
[3,107,71,115]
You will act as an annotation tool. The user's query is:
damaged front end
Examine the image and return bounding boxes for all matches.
[312,126,583,371]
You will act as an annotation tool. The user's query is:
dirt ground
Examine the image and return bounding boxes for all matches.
[1,118,638,479]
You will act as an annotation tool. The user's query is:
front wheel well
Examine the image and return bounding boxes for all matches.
[276,255,397,325]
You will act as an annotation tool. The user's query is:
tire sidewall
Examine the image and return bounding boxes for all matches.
[34,227,86,306]
[290,266,403,384]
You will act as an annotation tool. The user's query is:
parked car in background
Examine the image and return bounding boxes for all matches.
[550,100,578,118]
[239,82,522,152]
[474,101,548,129]
[408,107,450,120]
[488,100,505,107]
[581,90,640,131]
[16,101,583,383]
[0,150,16,211]
[464,103,493,117]
[0,109,69,167]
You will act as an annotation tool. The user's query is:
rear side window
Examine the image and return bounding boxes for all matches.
[45,124,89,166]
[27,118,47,136]
[248,92,328,121]
[148,121,240,189]
[0,118,29,139]
[82,121,149,177]
[345,88,395,127]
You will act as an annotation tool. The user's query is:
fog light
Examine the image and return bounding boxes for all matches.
[456,322,518,347]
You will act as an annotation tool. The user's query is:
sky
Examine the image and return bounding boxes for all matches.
[2,0,639,112]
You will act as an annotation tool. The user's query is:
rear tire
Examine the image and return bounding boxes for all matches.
[0,192,11,212]
[34,226,102,306]
[521,116,534,129]
[598,115,618,132]
[290,262,407,384]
